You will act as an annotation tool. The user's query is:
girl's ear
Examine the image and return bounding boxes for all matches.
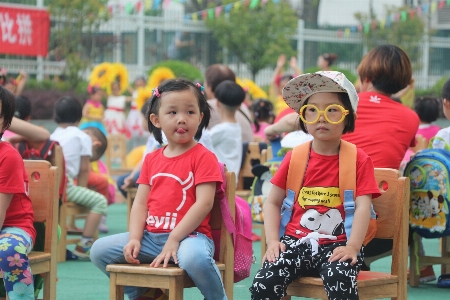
[353,112,358,120]
[149,113,161,128]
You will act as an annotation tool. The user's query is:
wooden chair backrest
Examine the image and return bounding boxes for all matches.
[372,168,410,276]
[47,143,65,195]
[105,134,128,169]
[24,160,59,253]
[238,142,265,190]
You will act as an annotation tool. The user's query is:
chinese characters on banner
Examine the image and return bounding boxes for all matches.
[0,5,50,57]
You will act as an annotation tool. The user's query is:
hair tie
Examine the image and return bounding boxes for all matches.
[153,87,161,98]
[196,83,205,95]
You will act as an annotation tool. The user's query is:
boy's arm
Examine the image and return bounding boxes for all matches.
[151,181,216,267]
[8,117,50,142]
[264,112,298,140]
[263,184,287,262]
[329,194,372,265]
[122,159,144,189]
[77,156,91,187]
[0,193,13,228]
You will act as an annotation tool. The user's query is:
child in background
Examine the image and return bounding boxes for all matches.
[126,76,148,142]
[81,85,107,136]
[210,80,245,180]
[0,68,28,97]
[250,99,275,142]
[50,96,108,259]
[2,95,32,140]
[415,96,441,143]
[103,81,131,137]
[250,71,380,300]
[433,78,450,148]
[0,86,36,299]
[91,79,227,300]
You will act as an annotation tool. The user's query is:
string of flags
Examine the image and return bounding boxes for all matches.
[107,0,450,36]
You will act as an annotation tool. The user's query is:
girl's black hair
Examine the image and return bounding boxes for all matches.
[299,92,356,134]
[0,86,16,138]
[15,95,32,120]
[147,78,211,144]
[414,96,440,123]
[250,99,274,133]
[54,96,83,124]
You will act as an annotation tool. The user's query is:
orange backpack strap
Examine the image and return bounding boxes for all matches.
[339,140,357,199]
[279,141,311,237]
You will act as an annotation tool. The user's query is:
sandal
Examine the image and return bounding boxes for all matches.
[437,274,450,288]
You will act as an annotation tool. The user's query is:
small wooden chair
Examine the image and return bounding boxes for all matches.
[24,160,59,300]
[105,172,236,300]
[237,142,265,199]
[125,187,138,229]
[279,168,410,300]
[105,134,133,176]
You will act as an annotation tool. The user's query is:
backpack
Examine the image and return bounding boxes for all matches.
[212,163,253,283]
[404,137,450,238]
[279,140,378,246]
[16,140,67,202]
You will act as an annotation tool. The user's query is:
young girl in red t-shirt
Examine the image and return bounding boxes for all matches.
[0,86,36,299]
[90,79,227,300]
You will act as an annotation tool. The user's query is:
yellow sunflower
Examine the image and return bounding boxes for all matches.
[89,63,114,90]
[148,67,176,89]
[135,86,153,111]
[239,78,268,99]
[107,63,129,95]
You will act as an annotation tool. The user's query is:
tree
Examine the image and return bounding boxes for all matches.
[355,5,425,70]
[205,0,298,80]
[48,0,109,89]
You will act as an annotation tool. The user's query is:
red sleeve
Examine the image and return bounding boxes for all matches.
[270,150,292,190]
[136,152,152,185]
[193,149,222,186]
[356,148,381,199]
[0,147,26,194]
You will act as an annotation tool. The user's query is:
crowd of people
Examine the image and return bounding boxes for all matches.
[0,43,448,299]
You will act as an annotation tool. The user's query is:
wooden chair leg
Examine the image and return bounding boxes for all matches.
[409,233,420,287]
[442,236,450,274]
[168,276,183,300]
[58,204,67,262]
[110,273,124,300]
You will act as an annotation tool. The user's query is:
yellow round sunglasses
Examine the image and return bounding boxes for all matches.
[299,104,349,124]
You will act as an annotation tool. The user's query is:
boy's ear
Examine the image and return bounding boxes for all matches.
[92,140,102,149]
[149,113,161,128]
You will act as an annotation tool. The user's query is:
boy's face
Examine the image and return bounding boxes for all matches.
[443,99,450,120]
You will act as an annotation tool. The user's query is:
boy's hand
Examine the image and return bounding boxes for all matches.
[121,175,134,189]
[263,240,286,263]
[277,54,286,68]
[123,239,141,264]
[329,245,358,265]
[150,238,180,268]
[289,56,298,69]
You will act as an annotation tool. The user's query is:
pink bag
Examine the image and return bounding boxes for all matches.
[212,163,253,283]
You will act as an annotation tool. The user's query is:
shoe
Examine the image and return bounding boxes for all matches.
[98,216,109,233]
[67,227,83,235]
[72,241,93,259]
[66,249,79,261]
[407,265,436,283]
[437,274,450,288]
[136,288,168,300]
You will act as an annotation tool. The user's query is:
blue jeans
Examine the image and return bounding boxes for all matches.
[90,231,227,300]
[116,172,141,198]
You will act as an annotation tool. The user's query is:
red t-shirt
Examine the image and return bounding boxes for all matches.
[0,142,36,243]
[343,91,419,169]
[137,144,222,239]
[271,148,380,244]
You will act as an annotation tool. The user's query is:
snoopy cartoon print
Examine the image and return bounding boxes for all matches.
[299,208,344,236]
[146,171,194,230]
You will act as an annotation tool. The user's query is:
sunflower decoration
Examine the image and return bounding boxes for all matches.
[237,78,268,100]
[135,86,153,111]
[148,67,176,89]
[89,63,115,90]
[107,63,129,95]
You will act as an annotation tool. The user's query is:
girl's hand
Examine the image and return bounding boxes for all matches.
[150,238,180,268]
[263,240,286,263]
[329,245,358,265]
[264,125,279,141]
[123,239,141,264]
[289,56,298,69]
[121,175,134,189]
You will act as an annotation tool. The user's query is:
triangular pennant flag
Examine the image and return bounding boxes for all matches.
[262,0,269,4]
[234,2,241,10]
[208,8,214,19]
[363,22,370,33]
[108,5,113,15]
[125,2,133,14]
[409,8,415,18]
[192,13,198,21]
[394,12,400,22]
[417,6,422,17]
[136,1,142,13]
[250,0,259,9]
[215,6,223,18]
[357,24,363,32]
[380,19,386,29]
[400,11,407,21]
[350,26,357,33]
[337,30,343,38]
[202,10,207,20]
[439,0,446,10]
[273,0,280,3]
[431,2,437,13]
[423,4,429,14]
[154,0,161,9]
[344,28,350,37]
[371,19,377,30]
[184,14,191,20]
[225,4,233,13]
[447,0,450,6]
[163,0,170,9]
[386,15,392,27]
[244,0,250,7]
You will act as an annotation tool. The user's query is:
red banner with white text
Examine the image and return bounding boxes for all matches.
[0,5,50,57]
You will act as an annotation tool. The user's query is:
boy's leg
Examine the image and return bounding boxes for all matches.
[87,171,110,203]
[116,173,130,198]
[250,236,312,300]
[0,228,34,300]
[318,242,363,300]
[90,231,169,300]
[177,232,226,300]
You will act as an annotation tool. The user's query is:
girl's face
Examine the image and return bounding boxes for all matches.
[150,89,203,148]
[304,92,346,143]
[317,56,328,70]
[92,90,103,102]
[443,99,450,121]
[134,79,146,90]
[111,83,120,96]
